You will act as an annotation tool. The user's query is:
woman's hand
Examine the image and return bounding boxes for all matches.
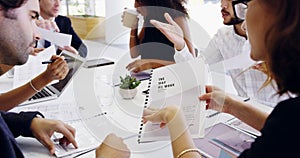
[143,106,181,128]
[199,85,235,114]
[42,55,69,82]
[96,133,130,158]
[150,13,185,51]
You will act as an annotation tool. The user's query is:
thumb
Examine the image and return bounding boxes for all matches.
[41,136,56,155]
[199,93,211,100]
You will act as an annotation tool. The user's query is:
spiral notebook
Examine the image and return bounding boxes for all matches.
[137,58,209,143]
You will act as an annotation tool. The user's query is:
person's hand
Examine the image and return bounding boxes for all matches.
[150,13,185,51]
[126,59,154,73]
[199,85,235,113]
[30,117,78,155]
[58,46,79,56]
[36,19,60,32]
[96,133,130,158]
[143,106,180,128]
[252,62,268,75]
[30,48,45,56]
[42,55,69,81]
[121,8,139,29]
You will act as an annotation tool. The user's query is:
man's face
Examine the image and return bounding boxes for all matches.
[40,0,61,19]
[221,0,239,25]
[0,0,40,65]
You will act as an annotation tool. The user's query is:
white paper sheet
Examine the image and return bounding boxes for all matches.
[38,28,72,48]
[13,45,56,88]
[138,58,208,143]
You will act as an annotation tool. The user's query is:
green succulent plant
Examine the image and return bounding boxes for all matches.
[119,75,141,89]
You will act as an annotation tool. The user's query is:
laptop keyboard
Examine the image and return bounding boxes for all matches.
[29,88,53,101]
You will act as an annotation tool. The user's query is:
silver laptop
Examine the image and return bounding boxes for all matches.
[20,50,85,106]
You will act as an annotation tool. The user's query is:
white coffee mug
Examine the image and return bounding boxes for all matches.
[123,9,139,28]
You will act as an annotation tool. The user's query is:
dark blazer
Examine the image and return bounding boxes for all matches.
[0,111,42,158]
[55,15,87,58]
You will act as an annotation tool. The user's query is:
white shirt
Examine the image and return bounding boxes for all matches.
[174,27,287,107]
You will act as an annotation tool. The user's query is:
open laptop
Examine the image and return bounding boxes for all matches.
[19,50,85,106]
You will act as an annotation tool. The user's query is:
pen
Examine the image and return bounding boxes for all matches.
[42,57,71,64]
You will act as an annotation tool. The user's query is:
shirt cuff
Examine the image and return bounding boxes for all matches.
[174,43,194,63]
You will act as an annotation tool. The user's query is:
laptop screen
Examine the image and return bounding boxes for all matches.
[51,51,85,93]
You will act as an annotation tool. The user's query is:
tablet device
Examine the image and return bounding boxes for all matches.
[83,58,114,68]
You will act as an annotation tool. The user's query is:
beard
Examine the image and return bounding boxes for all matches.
[224,17,244,25]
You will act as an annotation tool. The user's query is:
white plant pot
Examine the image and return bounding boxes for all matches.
[119,88,137,99]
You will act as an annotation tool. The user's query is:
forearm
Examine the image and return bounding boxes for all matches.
[129,29,140,58]
[0,72,52,111]
[165,106,199,158]
[149,59,175,68]
[0,64,13,76]
[228,100,269,131]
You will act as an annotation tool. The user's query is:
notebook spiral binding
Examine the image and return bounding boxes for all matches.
[137,69,154,144]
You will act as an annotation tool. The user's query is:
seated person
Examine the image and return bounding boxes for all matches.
[125,0,194,73]
[0,1,128,157]
[142,0,300,157]
[148,0,288,107]
[37,0,88,58]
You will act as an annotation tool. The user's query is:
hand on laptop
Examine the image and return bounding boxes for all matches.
[42,55,69,82]
[30,117,78,155]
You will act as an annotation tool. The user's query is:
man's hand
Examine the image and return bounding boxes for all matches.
[36,19,60,32]
[58,46,79,56]
[30,48,45,56]
[30,117,78,155]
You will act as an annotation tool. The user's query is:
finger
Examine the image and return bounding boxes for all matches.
[150,19,165,30]
[143,108,156,116]
[41,136,56,155]
[52,61,68,77]
[126,60,137,70]
[164,13,177,26]
[132,67,141,73]
[55,123,78,148]
[45,20,51,30]
[199,93,212,100]
[160,122,166,128]
[51,21,60,32]
[143,112,162,123]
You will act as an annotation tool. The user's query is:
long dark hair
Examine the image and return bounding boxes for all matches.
[263,0,300,96]
[136,0,188,19]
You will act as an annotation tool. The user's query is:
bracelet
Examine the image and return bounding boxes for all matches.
[130,35,136,38]
[177,148,202,158]
[29,80,40,92]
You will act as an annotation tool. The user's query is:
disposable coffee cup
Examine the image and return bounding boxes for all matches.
[123,9,139,28]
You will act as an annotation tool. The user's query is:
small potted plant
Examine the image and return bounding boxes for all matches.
[119,75,141,99]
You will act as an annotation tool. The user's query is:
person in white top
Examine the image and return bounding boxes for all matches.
[150,0,287,107]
